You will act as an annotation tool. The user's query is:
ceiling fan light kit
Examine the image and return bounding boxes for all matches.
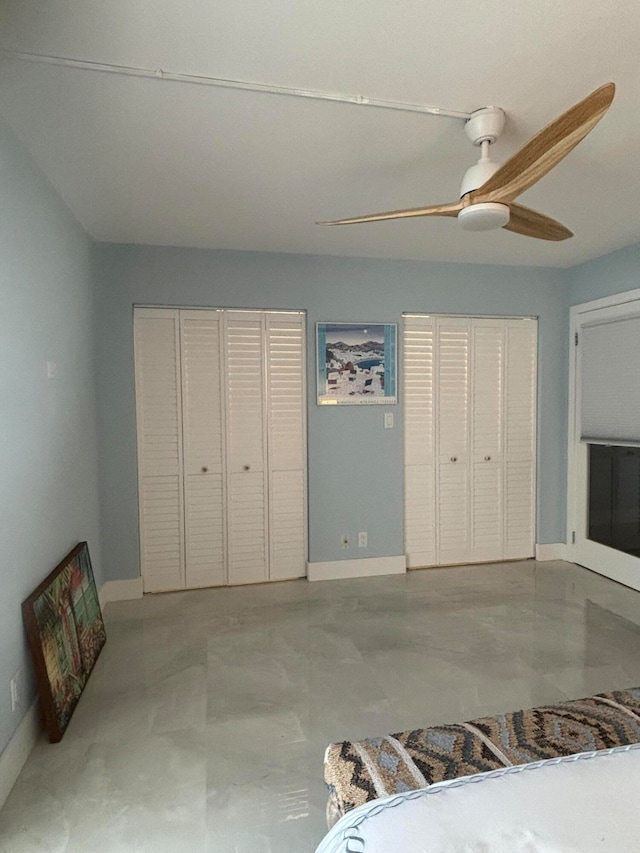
[318,83,615,242]
[458,202,510,231]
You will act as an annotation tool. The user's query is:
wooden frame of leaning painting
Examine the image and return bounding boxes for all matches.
[22,542,106,742]
[316,322,397,405]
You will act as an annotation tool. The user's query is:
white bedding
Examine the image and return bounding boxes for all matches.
[316,743,640,853]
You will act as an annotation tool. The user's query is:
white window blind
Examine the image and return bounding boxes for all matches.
[581,315,640,442]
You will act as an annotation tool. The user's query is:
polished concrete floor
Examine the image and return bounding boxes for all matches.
[4,560,640,852]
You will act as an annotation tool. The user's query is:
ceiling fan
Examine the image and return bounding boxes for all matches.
[317,83,615,241]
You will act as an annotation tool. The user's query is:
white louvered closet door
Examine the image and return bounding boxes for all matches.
[134,309,185,592]
[403,316,436,568]
[436,317,471,565]
[504,319,537,560]
[224,311,269,585]
[471,319,505,563]
[403,314,536,569]
[180,311,226,588]
[135,307,307,591]
[266,313,307,581]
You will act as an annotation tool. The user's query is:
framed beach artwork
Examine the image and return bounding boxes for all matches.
[22,542,106,743]
[317,322,397,405]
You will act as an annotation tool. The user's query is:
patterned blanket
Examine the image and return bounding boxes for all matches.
[324,687,640,827]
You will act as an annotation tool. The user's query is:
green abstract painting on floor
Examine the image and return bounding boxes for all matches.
[22,542,106,742]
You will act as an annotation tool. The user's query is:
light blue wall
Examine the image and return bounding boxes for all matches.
[0,121,101,757]
[93,244,568,581]
[566,243,640,306]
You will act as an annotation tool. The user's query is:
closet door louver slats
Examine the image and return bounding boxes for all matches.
[225,312,268,585]
[472,320,504,563]
[437,318,471,565]
[403,317,436,568]
[504,320,537,560]
[266,313,307,581]
[134,310,185,592]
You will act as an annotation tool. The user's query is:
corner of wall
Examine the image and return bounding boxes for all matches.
[535,543,568,561]
[98,578,144,611]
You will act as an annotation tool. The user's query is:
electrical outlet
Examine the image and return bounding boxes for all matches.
[10,670,21,712]
[358,531,368,548]
[341,534,349,549]
[384,412,394,429]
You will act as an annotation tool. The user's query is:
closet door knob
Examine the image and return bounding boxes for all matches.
[243,464,251,471]
[450,456,457,462]
[201,466,208,473]
[484,455,491,462]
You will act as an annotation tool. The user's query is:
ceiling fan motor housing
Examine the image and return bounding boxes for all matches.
[459,156,500,197]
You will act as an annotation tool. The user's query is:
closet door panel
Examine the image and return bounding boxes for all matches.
[181,311,226,588]
[266,313,306,580]
[405,466,436,568]
[228,472,268,584]
[471,320,504,562]
[472,461,503,562]
[403,316,436,567]
[504,319,537,559]
[437,318,471,564]
[184,475,224,587]
[225,312,268,584]
[270,469,306,580]
[134,309,185,592]
[438,462,471,564]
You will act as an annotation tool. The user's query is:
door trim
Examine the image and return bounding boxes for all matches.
[567,287,640,590]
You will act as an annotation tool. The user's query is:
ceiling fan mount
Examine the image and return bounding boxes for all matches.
[317,84,615,242]
[464,106,506,146]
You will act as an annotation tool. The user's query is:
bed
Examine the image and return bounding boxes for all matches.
[322,687,640,826]
[316,742,640,852]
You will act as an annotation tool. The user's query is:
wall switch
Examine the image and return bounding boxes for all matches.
[358,531,368,548]
[10,670,21,712]
[341,534,349,549]
[46,361,58,379]
[384,412,394,429]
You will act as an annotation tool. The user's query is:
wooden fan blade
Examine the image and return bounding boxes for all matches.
[473,83,615,205]
[317,200,462,225]
[504,204,573,241]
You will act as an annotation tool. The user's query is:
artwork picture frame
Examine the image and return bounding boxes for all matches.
[22,541,106,743]
[317,322,397,405]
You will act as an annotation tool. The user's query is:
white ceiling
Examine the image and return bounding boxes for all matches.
[1,0,639,268]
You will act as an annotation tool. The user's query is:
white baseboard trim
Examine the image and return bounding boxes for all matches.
[0,699,40,811]
[99,577,143,610]
[307,555,406,582]
[535,543,568,561]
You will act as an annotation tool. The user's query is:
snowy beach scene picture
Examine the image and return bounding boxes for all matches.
[317,322,397,405]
